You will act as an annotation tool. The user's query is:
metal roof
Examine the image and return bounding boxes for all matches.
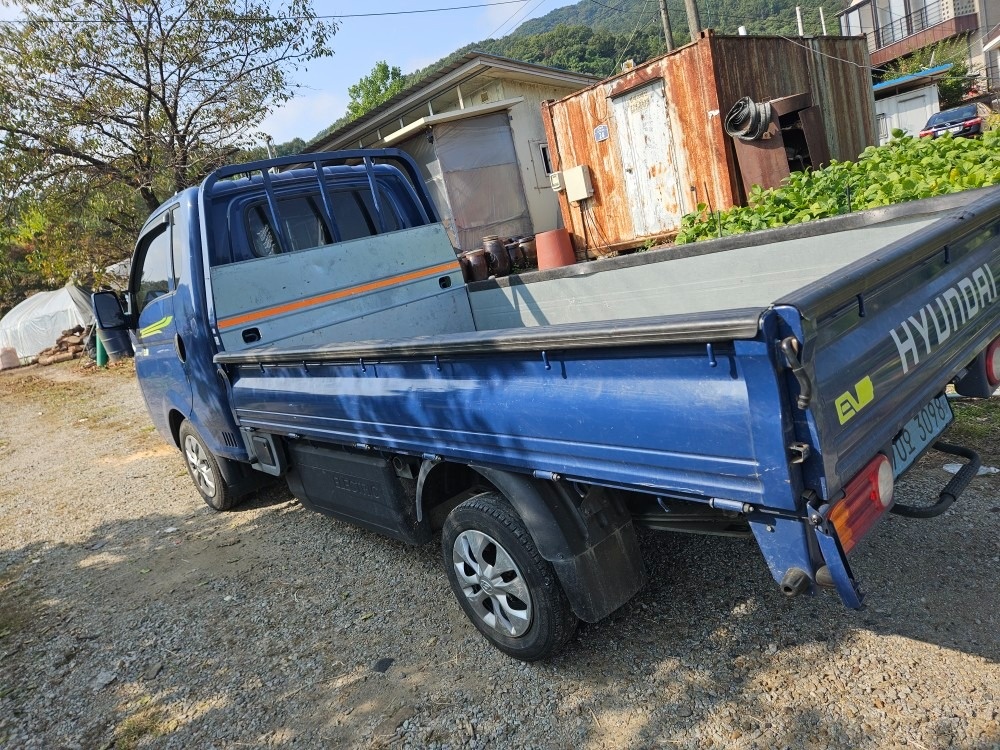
[305,52,599,153]
[872,64,953,94]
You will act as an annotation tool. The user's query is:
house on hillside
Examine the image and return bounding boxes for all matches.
[304,54,599,251]
[873,64,952,141]
[837,0,1000,90]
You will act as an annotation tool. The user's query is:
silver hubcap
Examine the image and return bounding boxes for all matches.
[453,530,532,637]
[183,434,216,498]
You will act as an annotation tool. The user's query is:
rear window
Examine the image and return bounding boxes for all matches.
[926,105,977,126]
[328,188,403,241]
[247,195,331,258]
[243,184,415,260]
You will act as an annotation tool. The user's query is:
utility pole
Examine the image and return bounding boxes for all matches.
[684,0,702,42]
[658,0,675,52]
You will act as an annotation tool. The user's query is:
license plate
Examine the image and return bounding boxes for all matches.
[949,125,963,133]
[891,394,953,477]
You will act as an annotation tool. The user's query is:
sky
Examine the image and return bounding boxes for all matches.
[259,0,579,145]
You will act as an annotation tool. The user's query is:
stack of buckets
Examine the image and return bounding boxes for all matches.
[459,228,576,283]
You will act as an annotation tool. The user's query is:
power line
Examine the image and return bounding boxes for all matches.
[0,1,531,25]
[487,0,549,38]
[613,0,657,72]
[587,0,633,12]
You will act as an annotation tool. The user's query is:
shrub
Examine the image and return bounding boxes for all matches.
[676,131,1000,244]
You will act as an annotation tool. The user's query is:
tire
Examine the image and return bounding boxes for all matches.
[442,491,578,661]
[178,421,237,511]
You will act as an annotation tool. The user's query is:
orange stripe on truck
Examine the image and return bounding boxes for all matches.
[217,261,461,331]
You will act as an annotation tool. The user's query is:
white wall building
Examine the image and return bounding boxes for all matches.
[872,64,950,141]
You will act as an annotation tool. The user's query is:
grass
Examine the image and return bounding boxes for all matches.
[947,397,1000,459]
[0,359,139,431]
[114,698,170,750]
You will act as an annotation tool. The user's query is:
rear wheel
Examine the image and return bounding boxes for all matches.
[442,492,577,661]
[179,421,237,511]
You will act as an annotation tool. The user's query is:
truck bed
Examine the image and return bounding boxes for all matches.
[216,187,1000,515]
[217,189,981,358]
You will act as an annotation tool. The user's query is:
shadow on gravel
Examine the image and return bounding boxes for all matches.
[1,476,490,749]
[537,504,1000,749]
[2,466,997,749]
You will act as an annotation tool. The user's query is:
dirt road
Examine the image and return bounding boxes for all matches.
[1,361,998,749]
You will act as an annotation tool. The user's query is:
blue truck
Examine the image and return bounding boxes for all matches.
[93,150,1000,660]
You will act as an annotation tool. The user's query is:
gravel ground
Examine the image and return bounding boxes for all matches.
[1,360,999,750]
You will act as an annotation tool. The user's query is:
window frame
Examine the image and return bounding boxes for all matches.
[130,210,176,318]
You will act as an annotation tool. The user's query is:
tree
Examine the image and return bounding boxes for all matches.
[0,0,336,216]
[347,61,406,120]
[239,136,307,162]
[493,25,666,77]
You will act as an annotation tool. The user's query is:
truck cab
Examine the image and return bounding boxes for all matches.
[95,151,445,506]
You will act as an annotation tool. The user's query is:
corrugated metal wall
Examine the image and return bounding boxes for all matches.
[542,32,876,258]
[708,35,874,166]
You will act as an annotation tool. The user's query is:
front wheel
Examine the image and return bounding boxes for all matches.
[442,492,578,661]
[179,421,237,511]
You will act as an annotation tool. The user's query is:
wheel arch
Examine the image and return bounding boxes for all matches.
[168,409,185,448]
[442,465,648,623]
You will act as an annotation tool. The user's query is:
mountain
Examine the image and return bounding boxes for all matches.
[409,0,852,90]
[515,0,848,39]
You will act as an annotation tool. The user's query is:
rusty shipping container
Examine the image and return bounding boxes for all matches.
[541,31,876,259]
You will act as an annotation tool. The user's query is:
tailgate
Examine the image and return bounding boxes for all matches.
[781,189,1000,499]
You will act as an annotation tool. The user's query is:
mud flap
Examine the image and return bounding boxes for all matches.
[549,521,646,623]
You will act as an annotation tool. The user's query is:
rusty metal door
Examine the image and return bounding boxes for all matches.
[612,81,683,236]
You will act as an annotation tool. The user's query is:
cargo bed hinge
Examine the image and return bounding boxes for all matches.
[803,491,865,609]
[780,336,812,410]
[789,442,811,464]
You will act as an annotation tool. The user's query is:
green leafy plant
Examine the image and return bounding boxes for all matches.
[676,131,1000,244]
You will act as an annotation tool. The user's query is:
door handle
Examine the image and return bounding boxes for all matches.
[174,334,187,363]
[242,328,261,344]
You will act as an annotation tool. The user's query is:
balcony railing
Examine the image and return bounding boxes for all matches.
[859,0,977,54]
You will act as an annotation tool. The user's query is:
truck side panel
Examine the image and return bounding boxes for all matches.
[227,335,799,510]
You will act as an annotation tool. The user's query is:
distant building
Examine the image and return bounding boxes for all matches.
[541,33,876,258]
[836,0,1000,90]
[304,54,598,251]
[872,64,952,141]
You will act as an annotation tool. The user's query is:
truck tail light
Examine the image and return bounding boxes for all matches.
[985,336,1000,387]
[829,454,894,554]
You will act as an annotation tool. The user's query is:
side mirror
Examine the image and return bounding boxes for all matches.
[92,291,129,330]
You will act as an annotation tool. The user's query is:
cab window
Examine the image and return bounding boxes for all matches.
[134,220,174,316]
[244,186,411,259]
[248,195,332,258]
